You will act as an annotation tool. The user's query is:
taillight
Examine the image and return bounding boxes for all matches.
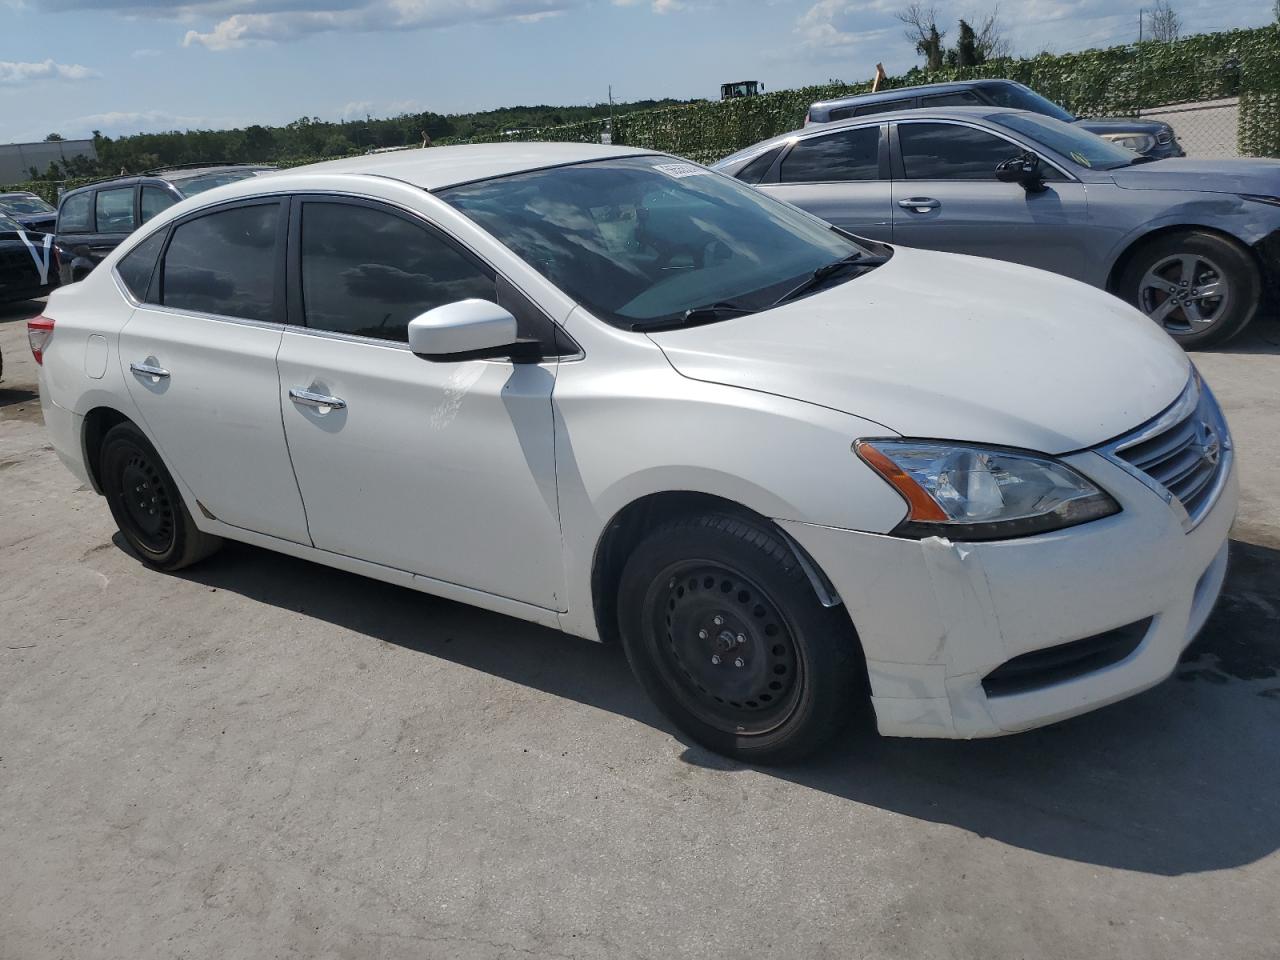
[28,315,54,365]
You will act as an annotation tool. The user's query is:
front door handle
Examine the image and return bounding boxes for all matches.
[898,197,941,212]
[289,387,346,411]
[130,360,170,380]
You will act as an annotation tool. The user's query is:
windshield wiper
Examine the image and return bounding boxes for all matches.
[1128,155,1159,166]
[636,301,756,332]
[771,252,889,307]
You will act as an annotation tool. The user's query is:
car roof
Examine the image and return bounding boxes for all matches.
[283,142,660,191]
[810,78,1013,112]
[59,164,275,198]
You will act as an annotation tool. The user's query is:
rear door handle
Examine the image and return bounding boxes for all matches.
[289,387,346,410]
[898,197,941,211]
[129,360,170,380]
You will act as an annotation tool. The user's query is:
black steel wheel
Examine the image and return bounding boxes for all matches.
[618,513,866,763]
[99,420,222,571]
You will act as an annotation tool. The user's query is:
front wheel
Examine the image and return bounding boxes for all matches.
[617,513,865,763]
[99,421,222,571]
[1119,231,1260,348]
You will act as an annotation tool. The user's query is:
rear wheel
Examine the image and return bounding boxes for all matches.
[618,513,865,763]
[1120,231,1259,348]
[99,421,221,571]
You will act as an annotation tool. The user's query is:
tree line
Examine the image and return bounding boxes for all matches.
[28,98,697,181]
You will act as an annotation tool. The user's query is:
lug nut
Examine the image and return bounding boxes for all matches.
[697,629,708,640]
[733,658,745,668]
[711,654,722,665]
[713,615,724,626]
[736,633,746,645]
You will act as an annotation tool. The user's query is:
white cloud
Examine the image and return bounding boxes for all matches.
[177,0,583,49]
[0,59,99,85]
[64,109,246,137]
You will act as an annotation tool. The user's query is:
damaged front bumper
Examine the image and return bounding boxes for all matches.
[778,450,1238,739]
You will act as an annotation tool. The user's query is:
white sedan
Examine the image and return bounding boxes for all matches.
[31,143,1236,761]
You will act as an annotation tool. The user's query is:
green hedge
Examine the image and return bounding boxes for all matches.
[5,25,1278,203]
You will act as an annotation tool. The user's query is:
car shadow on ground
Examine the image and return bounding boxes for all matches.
[1213,315,1280,355]
[157,533,1280,878]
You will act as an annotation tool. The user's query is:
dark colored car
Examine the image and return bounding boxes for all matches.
[54,163,276,283]
[0,191,58,233]
[1,212,58,305]
[806,79,1184,159]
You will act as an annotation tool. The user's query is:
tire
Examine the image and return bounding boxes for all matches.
[1119,230,1260,349]
[617,513,865,764]
[99,421,222,571]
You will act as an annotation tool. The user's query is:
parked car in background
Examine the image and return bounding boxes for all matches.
[33,144,1234,760]
[0,191,58,233]
[54,163,276,283]
[715,106,1279,347]
[806,79,1184,159]
[1,212,57,304]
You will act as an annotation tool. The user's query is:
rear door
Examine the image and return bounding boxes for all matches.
[760,124,894,242]
[117,198,312,544]
[888,119,1092,280]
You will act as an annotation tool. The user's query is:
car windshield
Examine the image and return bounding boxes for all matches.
[439,156,873,328]
[0,194,56,216]
[0,213,23,232]
[172,169,271,197]
[992,112,1141,170]
[978,83,1075,123]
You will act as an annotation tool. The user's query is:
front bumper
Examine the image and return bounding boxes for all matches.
[780,450,1237,738]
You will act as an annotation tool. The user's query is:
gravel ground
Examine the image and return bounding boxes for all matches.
[2,297,1278,960]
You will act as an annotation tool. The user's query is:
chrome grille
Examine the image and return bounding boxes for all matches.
[1102,376,1231,528]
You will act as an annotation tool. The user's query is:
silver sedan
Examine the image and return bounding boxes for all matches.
[714,107,1280,347]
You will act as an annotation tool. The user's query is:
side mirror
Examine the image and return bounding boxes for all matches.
[995,153,1047,193]
[407,299,541,363]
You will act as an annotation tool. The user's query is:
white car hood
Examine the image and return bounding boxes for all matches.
[648,247,1190,454]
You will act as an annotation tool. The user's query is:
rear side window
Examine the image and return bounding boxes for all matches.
[141,186,177,224]
[299,201,495,342]
[116,230,166,301]
[735,145,785,184]
[899,122,1018,180]
[781,127,881,183]
[161,203,280,321]
[920,90,983,107]
[95,187,137,233]
[58,192,93,233]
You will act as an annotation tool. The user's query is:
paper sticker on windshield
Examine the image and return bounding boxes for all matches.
[1070,151,1092,168]
[653,162,708,179]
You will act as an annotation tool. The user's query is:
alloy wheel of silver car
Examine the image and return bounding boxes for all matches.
[1138,253,1230,334]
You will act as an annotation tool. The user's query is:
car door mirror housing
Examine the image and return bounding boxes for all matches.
[995,153,1047,192]
[407,299,541,363]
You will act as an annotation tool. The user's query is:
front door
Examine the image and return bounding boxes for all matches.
[275,197,564,609]
[889,120,1093,281]
[118,198,312,544]
[761,124,894,243]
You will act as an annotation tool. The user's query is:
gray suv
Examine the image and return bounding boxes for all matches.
[807,80,1183,159]
[714,106,1279,347]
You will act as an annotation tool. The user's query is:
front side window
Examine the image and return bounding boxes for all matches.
[780,127,881,183]
[899,122,1021,180]
[977,82,1076,123]
[441,156,872,329]
[95,187,137,233]
[141,186,178,224]
[58,192,93,233]
[161,203,279,321]
[921,91,983,107]
[116,230,167,301]
[992,113,1138,170]
[300,202,495,342]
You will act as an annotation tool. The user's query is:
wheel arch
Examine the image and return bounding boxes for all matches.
[1105,223,1265,295]
[589,490,842,645]
[81,405,133,494]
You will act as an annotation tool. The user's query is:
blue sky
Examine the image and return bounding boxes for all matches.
[1,0,1275,143]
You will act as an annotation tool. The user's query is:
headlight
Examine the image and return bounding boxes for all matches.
[856,440,1120,541]
[1100,132,1156,154]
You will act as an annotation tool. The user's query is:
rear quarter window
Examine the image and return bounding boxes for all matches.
[116,230,167,301]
